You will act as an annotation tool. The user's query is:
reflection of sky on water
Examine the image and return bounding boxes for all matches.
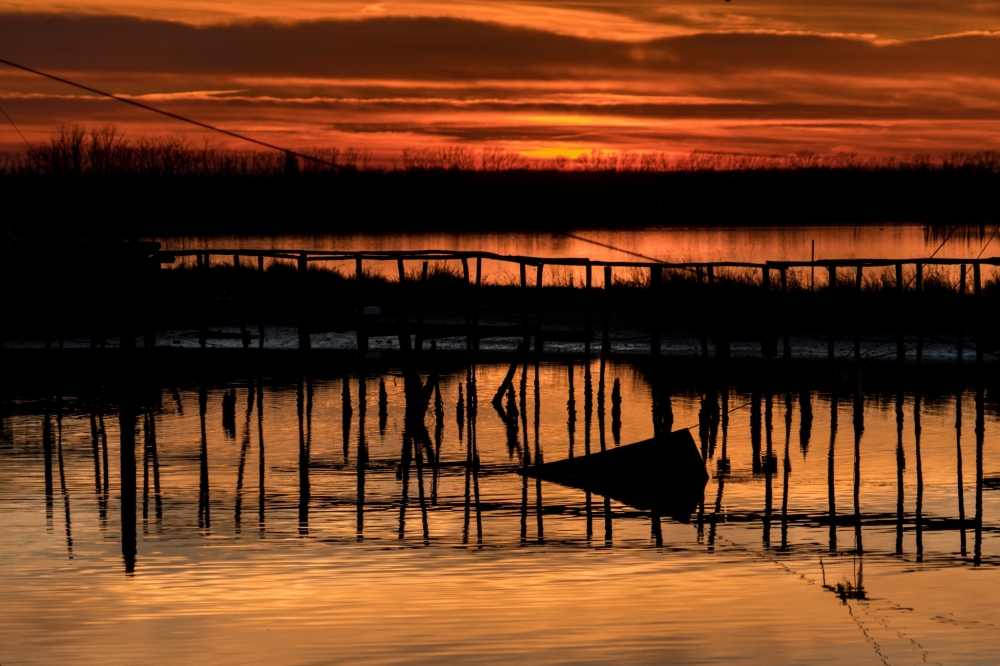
[1,360,999,664]
[156,226,1000,287]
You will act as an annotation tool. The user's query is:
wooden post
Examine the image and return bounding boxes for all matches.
[144,256,159,350]
[257,256,265,350]
[761,266,772,358]
[699,266,709,359]
[297,253,310,351]
[535,264,544,354]
[827,265,835,361]
[649,266,662,357]
[415,260,429,352]
[896,262,905,362]
[780,267,790,360]
[397,258,412,354]
[198,253,208,349]
[233,253,249,349]
[520,262,530,347]
[974,262,982,364]
[356,256,367,354]
[915,262,923,364]
[474,256,482,353]
[602,266,612,361]
[854,264,863,361]
[958,263,966,364]
[462,257,471,352]
[584,264,593,358]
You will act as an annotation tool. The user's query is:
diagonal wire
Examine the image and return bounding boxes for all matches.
[0,102,30,147]
[0,56,337,168]
[976,225,1000,260]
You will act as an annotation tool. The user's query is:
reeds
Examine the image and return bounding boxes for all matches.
[3,124,1000,176]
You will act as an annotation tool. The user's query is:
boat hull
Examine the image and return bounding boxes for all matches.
[520,429,709,522]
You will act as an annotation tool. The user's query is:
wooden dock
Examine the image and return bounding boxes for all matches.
[2,242,998,365]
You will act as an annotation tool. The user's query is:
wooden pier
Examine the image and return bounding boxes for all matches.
[2,242,998,365]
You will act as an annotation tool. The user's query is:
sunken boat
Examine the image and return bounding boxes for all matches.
[521,429,709,522]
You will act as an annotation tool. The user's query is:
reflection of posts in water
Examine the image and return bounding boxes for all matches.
[781,391,792,551]
[651,512,663,547]
[56,404,73,558]
[198,384,211,531]
[534,362,544,543]
[519,364,530,544]
[584,361,593,542]
[853,389,864,556]
[597,363,607,453]
[763,392,773,549]
[342,374,353,462]
[235,379,254,535]
[750,391,762,474]
[298,378,310,536]
[456,383,464,445]
[399,433,412,540]
[567,362,576,458]
[400,358,439,542]
[650,371,672,438]
[120,399,137,574]
[379,377,389,439]
[142,413,150,534]
[895,392,905,555]
[43,408,54,531]
[611,378,621,447]
[432,380,443,504]
[827,392,838,552]
[955,390,967,556]
[472,437,483,546]
[709,391,728,550]
[414,432,430,544]
[914,392,923,562]
[975,387,984,566]
[702,390,720,461]
[799,390,812,456]
[708,472,725,551]
[100,413,110,528]
[461,370,483,546]
[719,388,729,474]
[257,377,266,538]
[148,408,162,528]
[463,375,473,544]
[358,375,368,540]
[90,413,107,526]
[504,385,520,457]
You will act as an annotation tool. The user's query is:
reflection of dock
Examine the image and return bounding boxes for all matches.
[1,360,993,575]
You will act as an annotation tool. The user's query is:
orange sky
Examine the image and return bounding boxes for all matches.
[1,1,999,160]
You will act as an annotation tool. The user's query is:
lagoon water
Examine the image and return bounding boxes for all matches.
[2,360,998,665]
[155,223,999,273]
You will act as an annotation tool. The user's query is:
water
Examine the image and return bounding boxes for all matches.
[154,223,1000,273]
[1,360,998,664]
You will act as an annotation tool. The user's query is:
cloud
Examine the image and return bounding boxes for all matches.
[1,13,998,84]
[1,12,998,156]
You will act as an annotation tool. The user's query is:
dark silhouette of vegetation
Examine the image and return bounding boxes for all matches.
[2,125,999,238]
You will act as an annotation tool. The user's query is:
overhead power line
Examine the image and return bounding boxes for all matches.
[0,102,30,147]
[0,56,337,168]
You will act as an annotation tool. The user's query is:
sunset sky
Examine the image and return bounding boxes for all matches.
[1,1,998,160]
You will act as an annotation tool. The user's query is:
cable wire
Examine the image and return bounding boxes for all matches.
[0,56,337,168]
[0,102,29,147]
